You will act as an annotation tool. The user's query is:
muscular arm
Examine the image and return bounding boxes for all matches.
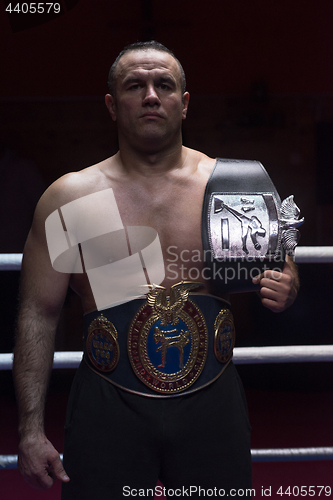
[13,188,71,490]
[252,255,299,313]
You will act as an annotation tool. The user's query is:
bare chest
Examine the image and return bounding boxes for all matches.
[113,178,205,254]
[69,158,216,310]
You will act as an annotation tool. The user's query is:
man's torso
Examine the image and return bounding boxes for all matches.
[65,148,218,312]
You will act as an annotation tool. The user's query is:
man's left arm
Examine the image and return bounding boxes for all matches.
[252,256,300,313]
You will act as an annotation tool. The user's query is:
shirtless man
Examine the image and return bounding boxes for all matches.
[13,41,299,499]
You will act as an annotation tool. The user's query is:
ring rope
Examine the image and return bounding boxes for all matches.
[233,345,333,364]
[251,447,333,462]
[0,253,22,270]
[1,247,333,271]
[2,447,333,470]
[1,345,333,370]
[294,246,333,264]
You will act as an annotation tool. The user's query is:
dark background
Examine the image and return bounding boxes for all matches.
[1,0,333,392]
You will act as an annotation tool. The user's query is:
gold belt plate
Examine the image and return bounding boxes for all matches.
[86,314,120,372]
[214,309,235,363]
[128,282,208,394]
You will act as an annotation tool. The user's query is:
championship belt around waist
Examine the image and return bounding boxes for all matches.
[83,283,234,398]
[202,158,304,294]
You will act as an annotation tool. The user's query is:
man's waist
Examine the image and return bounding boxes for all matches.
[83,288,234,398]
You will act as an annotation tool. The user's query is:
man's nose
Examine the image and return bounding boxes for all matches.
[142,84,160,105]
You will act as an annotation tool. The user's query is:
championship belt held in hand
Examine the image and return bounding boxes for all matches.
[201,159,304,293]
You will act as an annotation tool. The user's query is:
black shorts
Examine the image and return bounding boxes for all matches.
[62,361,252,500]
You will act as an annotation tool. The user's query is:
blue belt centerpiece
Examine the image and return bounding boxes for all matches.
[128,282,208,394]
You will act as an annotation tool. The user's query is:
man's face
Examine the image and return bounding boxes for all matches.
[105,49,189,149]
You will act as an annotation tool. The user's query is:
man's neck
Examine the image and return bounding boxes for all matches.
[116,138,187,178]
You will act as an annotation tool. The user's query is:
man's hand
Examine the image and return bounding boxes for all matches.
[252,257,299,313]
[18,434,69,490]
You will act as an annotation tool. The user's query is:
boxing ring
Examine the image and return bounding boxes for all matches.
[1,246,333,470]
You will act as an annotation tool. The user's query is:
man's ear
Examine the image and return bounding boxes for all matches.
[182,92,190,120]
[105,94,117,121]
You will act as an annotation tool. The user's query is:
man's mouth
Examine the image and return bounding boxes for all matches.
[141,112,164,118]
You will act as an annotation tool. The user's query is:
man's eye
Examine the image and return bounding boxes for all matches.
[128,84,140,90]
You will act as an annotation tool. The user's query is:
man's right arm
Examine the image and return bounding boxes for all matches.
[13,185,71,490]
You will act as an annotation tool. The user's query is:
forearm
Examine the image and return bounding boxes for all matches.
[13,304,58,439]
[13,308,70,491]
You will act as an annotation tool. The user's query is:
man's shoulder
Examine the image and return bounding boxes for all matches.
[198,153,216,172]
[40,158,113,212]
[185,148,216,177]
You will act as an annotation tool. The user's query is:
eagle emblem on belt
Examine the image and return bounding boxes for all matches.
[279,195,304,255]
[146,281,202,325]
[128,282,208,394]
